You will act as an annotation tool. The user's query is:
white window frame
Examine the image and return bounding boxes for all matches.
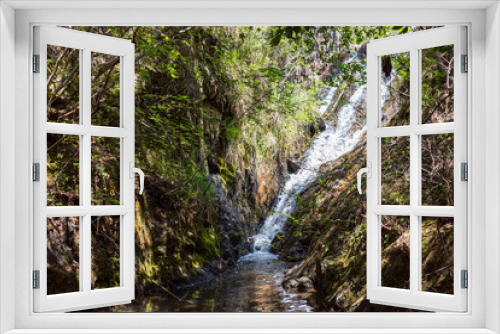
[1,1,499,333]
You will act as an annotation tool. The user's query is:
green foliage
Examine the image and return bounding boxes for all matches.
[46,25,444,298]
[267,26,402,88]
[84,26,321,290]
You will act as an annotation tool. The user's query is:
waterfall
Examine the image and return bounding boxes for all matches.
[240,85,366,262]
[240,54,394,262]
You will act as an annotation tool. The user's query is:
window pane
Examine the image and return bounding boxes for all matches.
[421,45,454,124]
[381,136,410,205]
[47,217,80,295]
[381,215,410,290]
[91,137,120,205]
[91,52,121,127]
[91,216,120,289]
[421,217,454,294]
[421,133,454,206]
[47,134,80,206]
[380,52,410,127]
[47,45,80,124]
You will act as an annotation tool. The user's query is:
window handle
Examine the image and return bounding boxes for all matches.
[129,162,145,195]
[357,162,371,195]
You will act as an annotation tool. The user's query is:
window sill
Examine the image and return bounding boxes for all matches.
[4,330,498,334]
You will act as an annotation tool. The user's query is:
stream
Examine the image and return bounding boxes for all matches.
[107,256,323,312]
[103,67,370,313]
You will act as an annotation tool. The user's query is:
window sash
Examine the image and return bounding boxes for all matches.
[33,26,136,313]
[366,26,467,312]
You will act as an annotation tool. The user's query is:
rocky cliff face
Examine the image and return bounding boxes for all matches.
[128,26,318,294]
[209,174,254,262]
[45,26,321,297]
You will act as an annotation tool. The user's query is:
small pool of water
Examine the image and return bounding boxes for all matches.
[96,257,323,312]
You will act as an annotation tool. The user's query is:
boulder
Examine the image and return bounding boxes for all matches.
[282,276,313,290]
[287,158,301,173]
[283,279,299,289]
[207,156,220,174]
[309,118,327,136]
[208,174,248,262]
[318,118,327,131]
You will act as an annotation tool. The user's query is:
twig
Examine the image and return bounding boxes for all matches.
[151,279,184,302]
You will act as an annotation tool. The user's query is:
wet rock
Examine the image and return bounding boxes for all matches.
[318,118,327,131]
[358,43,367,56]
[350,43,368,57]
[282,276,313,289]
[207,156,220,174]
[309,118,327,136]
[208,174,252,264]
[297,276,314,288]
[382,55,392,78]
[243,241,252,252]
[283,279,299,289]
[289,243,304,258]
[287,158,301,173]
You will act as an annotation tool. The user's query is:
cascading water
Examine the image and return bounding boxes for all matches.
[243,56,394,261]
[232,62,376,312]
[241,83,367,260]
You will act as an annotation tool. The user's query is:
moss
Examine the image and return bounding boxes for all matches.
[199,229,221,259]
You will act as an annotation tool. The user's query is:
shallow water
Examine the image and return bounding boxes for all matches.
[103,257,323,312]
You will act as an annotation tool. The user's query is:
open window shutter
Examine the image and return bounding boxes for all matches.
[33,26,136,312]
[365,26,467,312]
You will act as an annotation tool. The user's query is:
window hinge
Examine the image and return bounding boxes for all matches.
[33,163,40,182]
[461,162,468,181]
[461,54,468,73]
[461,270,468,289]
[33,54,40,73]
[33,270,40,289]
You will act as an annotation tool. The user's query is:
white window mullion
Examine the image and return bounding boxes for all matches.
[373,205,411,215]
[82,48,91,208]
[373,123,455,138]
[415,47,424,294]
[46,205,129,217]
[413,123,455,135]
[409,47,420,295]
[90,126,130,138]
[373,205,454,217]
[409,214,419,293]
[372,126,411,137]
[376,135,383,289]
[377,215,383,287]
[81,214,91,294]
[78,48,84,294]
[119,54,125,287]
[46,123,130,137]
[366,42,379,300]
[122,51,136,295]
[81,47,92,295]
[46,123,87,135]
